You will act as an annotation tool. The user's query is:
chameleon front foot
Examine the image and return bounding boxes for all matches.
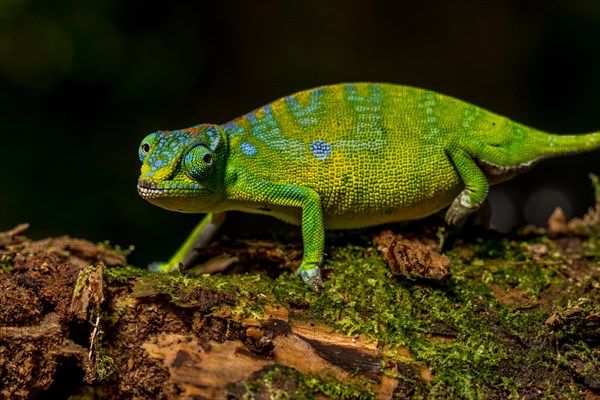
[445,189,482,225]
[147,261,181,273]
[296,263,324,292]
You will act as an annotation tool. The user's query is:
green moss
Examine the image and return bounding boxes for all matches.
[0,254,13,273]
[228,365,374,399]
[103,264,148,284]
[259,234,594,397]
[105,218,599,397]
[73,264,96,298]
[95,347,117,381]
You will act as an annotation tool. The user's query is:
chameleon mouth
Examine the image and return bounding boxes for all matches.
[137,180,169,199]
[137,180,204,199]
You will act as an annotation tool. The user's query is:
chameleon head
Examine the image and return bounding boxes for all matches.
[137,124,228,213]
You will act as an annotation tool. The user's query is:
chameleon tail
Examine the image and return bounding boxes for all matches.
[474,126,600,185]
[531,130,600,158]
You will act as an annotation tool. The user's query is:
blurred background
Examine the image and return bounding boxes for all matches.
[1,0,600,266]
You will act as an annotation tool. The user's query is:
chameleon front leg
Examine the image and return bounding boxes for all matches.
[294,188,326,291]
[244,181,325,291]
[445,147,489,225]
[148,212,226,273]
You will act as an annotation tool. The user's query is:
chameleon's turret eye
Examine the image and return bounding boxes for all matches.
[184,144,214,180]
[138,142,151,163]
[138,133,158,163]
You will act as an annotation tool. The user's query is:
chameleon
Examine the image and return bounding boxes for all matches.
[137,83,600,291]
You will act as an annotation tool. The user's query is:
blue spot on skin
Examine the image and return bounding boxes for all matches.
[310,140,331,160]
[240,142,257,156]
[250,105,284,145]
[154,160,163,168]
[285,88,324,126]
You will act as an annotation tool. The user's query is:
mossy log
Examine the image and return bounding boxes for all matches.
[1,197,600,399]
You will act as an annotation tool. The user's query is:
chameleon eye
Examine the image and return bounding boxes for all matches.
[138,142,151,163]
[184,144,214,180]
[138,133,157,163]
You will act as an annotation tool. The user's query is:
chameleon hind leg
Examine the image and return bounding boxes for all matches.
[148,212,226,273]
[445,147,490,225]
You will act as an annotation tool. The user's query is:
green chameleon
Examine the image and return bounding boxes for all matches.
[137,83,600,291]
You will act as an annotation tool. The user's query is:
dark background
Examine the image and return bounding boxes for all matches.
[2,0,600,266]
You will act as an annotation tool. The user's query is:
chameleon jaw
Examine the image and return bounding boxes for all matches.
[137,179,216,213]
[137,179,206,200]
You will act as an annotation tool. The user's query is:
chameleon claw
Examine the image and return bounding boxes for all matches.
[445,205,469,226]
[296,264,324,292]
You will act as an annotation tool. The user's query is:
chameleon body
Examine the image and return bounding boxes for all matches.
[137,83,600,290]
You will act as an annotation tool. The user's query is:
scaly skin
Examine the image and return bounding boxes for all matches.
[137,83,600,290]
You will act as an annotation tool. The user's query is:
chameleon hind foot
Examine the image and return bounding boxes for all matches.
[445,188,482,225]
[296,263,324,292]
